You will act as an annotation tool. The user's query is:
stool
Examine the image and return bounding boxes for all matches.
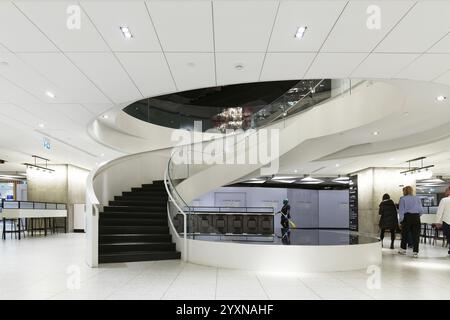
[431,224,445,246]
[2,218,26,240]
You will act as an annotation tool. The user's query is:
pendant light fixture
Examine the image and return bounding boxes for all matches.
[23,155,55,173]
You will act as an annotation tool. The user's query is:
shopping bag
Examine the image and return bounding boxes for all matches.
[289,220,297,228]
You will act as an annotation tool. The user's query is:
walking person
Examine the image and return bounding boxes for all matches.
[379,193,398,249]
[436,187,450,258]
[398,186,423,258]
[276,199,291,245]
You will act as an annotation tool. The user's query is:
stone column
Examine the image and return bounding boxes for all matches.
[357,167,415,235]
[27,164,89,232]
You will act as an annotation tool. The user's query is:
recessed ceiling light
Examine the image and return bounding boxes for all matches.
[373,131,379,136]
[294,26,307,39]
[273,179,296,184]
[245,180,265,184]
[46,91,55,98]
[389,157,395,161]
[436,95,446,102]
[335,164,340,167]
[333,176,349,182]
[0,61,9,66]
[38,123,45,128]
[301,175,323,183]
[234,64,244,70]
[294,169,298,173]
[272,175,297,180]
[101,114,109,119]
[187,62,195,67]
[100,153,105,157]
[120,26,133,39]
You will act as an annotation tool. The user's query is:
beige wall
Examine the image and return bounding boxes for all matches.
[357,167,416,235]
[27,164,89,231]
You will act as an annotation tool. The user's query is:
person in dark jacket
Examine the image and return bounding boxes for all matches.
[379,193,399,249]
[277,199,291,245]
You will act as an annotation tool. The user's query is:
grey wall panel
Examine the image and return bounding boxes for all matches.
[214,192,247,207]
[288,189,319,228]
[318,190,349,228]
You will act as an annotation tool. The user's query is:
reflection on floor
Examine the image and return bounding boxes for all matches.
[194,229,377,246]
[0,233,449,300]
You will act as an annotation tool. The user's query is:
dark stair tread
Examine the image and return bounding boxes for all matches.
[100,225,168,229]
[100,233,171,238]
[115,195,167,200]
[109,201,167,206]
[100,211,166,215]
[104,206,166,212]
[100,242,172,246]
[99,226,169,234]
[100,213,167,219]
[99,251,181,263]
[99,218,167,226]
[99,234,172,243]
[99,242,176,253]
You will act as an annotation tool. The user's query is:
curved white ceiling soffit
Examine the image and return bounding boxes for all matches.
[1,0,450,170]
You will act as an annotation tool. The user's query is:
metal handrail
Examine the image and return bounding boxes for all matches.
[164,160,187,262]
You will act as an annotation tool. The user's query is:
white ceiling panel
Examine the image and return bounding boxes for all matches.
[216,52,265,86]
[147,0,213,52]
[260,52,316,81]
[269,1,346,52]
[23,103,79,131]
[46,104,94,126]
[305,53,367,78]
[395,54,450,82]
[67,52,142,104]
[81,1,160,52]
[116,52,176,97]
[18,52,110,104]
[0,2,56,52]
[428,33,450,53]
[0,76,41,105]
[322,1,415,53]
[433,69,450,87]
[15,0,108,52]
[0,103,43,127]
[375,1,450,53]
[82,103,114,116]
[0,43,9,52]
[214,0,278,52]
[352,53,419,79]
[0,52,66,103]
[165,53,215,91]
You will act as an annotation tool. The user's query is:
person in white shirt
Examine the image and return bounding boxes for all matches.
[436,187,450,257]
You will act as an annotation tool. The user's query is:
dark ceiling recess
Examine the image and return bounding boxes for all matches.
[155,80,298,108]
[124,79,331,132]
[0,159,5,164]
[229,181,349,190]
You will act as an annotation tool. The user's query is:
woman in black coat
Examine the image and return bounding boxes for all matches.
[379,193,399,249]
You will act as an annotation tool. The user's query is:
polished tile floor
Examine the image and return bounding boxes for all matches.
[0,233,449,300]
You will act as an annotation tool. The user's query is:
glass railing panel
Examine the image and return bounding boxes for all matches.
[2,201,19,209]
[33,202,46,209]
[20,202,34,209]
[46,203,57,209]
